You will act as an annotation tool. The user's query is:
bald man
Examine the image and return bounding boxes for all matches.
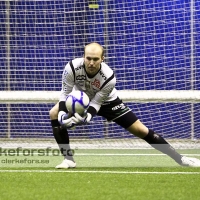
[50,42,200,169]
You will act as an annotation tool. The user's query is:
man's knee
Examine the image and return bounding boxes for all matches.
[49,103,59,120]
[127,120,149,138]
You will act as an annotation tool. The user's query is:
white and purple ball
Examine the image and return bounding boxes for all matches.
[65,90,90,115]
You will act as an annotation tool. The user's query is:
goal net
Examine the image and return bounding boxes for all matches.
[0,0,200,149]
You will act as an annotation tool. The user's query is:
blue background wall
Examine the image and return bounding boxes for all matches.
[0,0,200,139]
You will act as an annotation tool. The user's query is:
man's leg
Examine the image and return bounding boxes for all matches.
[51,119,75,162]
[118,115,183,165]
[49,103,76,169]
[115,111,200,167]
[142,128,200,167]
[142,128,182,164]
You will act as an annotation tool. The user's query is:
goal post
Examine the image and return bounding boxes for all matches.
[1,90,200,103]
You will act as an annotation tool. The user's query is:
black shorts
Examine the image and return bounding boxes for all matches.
[97,97,138,129]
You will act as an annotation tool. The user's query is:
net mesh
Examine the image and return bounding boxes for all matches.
[0,0,200,148]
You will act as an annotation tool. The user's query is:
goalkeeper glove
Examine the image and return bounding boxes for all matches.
[74,112,92,124]
[58,111,79,129]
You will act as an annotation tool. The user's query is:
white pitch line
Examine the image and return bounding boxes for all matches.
[1,153,200,156]
[0,170,200,174]
[75,154,200,156]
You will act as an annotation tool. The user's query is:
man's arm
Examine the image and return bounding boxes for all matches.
[59,62,75,103]
[58,61,77,128]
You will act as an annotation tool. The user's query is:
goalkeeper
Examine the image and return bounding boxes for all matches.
[49,42,200,169]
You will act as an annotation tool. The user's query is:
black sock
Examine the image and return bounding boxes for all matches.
[51,119,74,162]
[143,129,182,164]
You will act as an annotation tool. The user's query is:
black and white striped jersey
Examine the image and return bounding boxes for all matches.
[60,57,118,112]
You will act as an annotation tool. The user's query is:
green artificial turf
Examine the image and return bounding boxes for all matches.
[0,149,200,200]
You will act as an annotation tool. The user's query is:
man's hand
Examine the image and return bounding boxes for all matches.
[58,111,79,129]
[74,112,92,124]
[58,111,68,125]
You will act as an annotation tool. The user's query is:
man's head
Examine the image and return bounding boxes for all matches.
[83,42,104,76]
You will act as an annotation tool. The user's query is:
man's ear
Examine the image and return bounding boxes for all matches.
[102,56,105,61]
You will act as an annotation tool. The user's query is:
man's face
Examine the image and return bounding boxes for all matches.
[84,44,104,76]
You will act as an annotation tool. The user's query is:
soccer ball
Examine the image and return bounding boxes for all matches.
[65,90,90,115]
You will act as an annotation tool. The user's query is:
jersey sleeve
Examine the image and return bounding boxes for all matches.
[59,62,74,102]
[89,75,116,112]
